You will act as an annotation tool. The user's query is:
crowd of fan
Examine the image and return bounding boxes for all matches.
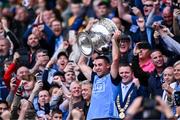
[0,0,179,120]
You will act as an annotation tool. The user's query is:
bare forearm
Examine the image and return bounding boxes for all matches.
[78,54,87,65]
[28,92,36,103]
[112,39,120,62]
[117,0,124,18]
[59,81,71,96]
[6,91,14,106]
[30,64,39,74]
[18,110,27,120]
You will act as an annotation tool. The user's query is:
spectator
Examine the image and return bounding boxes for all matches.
[51,108,63,120]
[30,49,49,74]
[34,89,50,118]
[0,37,12,100]
[11,6,32,41]
[116,64,147,119]
[0,100,8,115]
[136,42,155,73]
[118,34,133,64]
[81,80,92,118]
[50,19,65,56]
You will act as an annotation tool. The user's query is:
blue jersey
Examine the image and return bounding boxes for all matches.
[87,72,119,120]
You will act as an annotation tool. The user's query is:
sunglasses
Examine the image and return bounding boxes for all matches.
[144,4,153,7]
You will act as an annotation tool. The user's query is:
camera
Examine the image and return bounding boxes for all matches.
[174,91,180,106]
[141,97,161,119]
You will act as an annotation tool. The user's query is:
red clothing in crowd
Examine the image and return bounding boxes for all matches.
[3,63,21,92]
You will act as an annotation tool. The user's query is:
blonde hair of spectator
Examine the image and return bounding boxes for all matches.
[81,80,92,89]
[70,80,81,92]
[174,60,180,68]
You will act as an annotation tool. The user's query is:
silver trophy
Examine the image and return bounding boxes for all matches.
[77,18,118,56]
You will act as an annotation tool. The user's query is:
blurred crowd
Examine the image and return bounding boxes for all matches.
[0,0,179,120]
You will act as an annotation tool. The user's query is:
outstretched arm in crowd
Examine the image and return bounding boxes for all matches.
[146,0,159,27]
[1,17,21,49]
[28,80,43,102]
[117,0,133,23]
[41,58,56,90]
[52,75,71,97]
[158,26,180,55]
[10,81,25,120]
[6,78,17,106]
[173,9,180,36]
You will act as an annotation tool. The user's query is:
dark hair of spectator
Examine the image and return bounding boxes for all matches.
[120,34,131,42]
[119,63,133,72]
[138,42,151,50]
[36,49,48,55]
[57,51,68,59]
[95,55,110,64]
[51,108,62,116]
[53,71,65,77]
[150,49,162,55]
[98,1,109,7]
[0,100,8,107]
[71,0,82,4]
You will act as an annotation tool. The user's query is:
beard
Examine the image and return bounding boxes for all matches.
[30,44,40,50]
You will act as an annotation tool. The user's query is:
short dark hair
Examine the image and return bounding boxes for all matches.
[51,108,62,116]
[150,49,162,55]
[0,100,8,108]
[98,1,109,7]
[95,55,110,64]
[57,51,68,59]
[36,49,48,55]
[138,42,151,50]
[120,34,131,42]
[119,63,133,72]
[53,71,65,77]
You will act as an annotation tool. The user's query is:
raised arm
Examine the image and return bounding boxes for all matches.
[146,1,158,27]
[78,55,92,81]
[158,27,180,55]
[173,9,180,36]
[117,0,132,23]
[110,30,121,79]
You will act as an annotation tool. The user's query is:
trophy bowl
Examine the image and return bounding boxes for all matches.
[78,18,118,56]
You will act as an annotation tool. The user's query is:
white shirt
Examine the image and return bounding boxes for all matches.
[121,82,133,102]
